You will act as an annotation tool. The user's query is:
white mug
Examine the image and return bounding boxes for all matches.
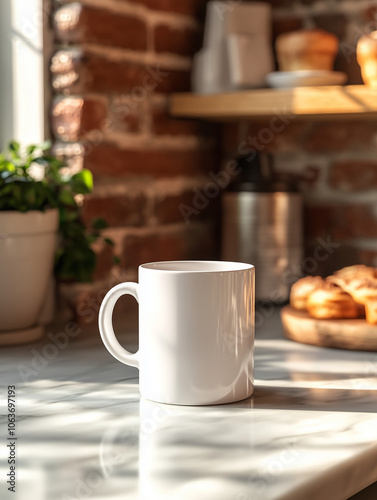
[99,261,255,405]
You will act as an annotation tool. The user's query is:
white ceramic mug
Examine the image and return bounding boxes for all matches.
[99,261,255,405]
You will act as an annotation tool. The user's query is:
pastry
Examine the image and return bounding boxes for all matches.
[290,276,324,311]
[276,29,339,72]
[327,265,377,297]
[332,264,377,281]
[344,278,377,306]
[365,299,377,325]
[357,31,377,88]
[306,281,360,320]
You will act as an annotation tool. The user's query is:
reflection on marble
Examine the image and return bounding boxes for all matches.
[0,310,377,499]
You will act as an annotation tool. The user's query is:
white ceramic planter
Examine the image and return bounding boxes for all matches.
[0,209,59,344]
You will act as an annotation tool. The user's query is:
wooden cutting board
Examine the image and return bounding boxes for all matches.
[280,305,377,351]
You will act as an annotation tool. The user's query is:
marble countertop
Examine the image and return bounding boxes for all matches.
[1,307,377,500]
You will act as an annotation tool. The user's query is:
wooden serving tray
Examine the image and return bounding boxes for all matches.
[280,305,377,352]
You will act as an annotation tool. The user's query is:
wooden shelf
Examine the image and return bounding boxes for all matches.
[170,85,377,121]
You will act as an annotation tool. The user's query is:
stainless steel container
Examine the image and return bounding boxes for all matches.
[221,156,303,302]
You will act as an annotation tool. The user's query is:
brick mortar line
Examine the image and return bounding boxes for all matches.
[87,222,213,260]
[63,42,192,70]
[87,176,211,197]
[306,237,377,250]
[273,0,377,19]
[56,0,146,18]
[102,221,210,237]
[345,239,377,250]
[331,0,377,13]
[150,93,170,104]
[53,136,214,154]
[53,134,214,152]
[146,12,200,31]
[274,154,330,171]
[56,0,199,29]
[274,151,377,163]
[304,190,377,204]
[100,130,210,150]
[144,8,200,31]
[52,93,109,105]
[58,275,114,291]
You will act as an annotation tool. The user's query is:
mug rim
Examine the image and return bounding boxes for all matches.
[140,260,254,273]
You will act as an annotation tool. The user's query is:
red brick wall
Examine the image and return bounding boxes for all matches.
[51,0,377,322]
[50,0,217,323]
[222,0,377,276]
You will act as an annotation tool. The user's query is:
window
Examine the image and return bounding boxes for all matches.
[0,0,45,147]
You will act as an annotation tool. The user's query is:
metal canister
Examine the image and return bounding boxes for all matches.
[221,155,303,302]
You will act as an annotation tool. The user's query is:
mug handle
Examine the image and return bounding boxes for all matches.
[99,283,140,368]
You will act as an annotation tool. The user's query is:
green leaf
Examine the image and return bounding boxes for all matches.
[24,184,37,207]
[91,217,108,230]
[9,141,20,153]
[87,233,100,244]
[40,140,52,151]
[71,169,93,194]
[104,238,114,247]
[33,156,49,166]
[43,155,65,169]
[46,163,63,184]
[59,189,76,206]
[26,145,37,155]
[55,245,96,283]
[1,161,16,172]
[59,207,79,224]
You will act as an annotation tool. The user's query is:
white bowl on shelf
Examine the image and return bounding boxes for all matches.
[266,70,348,89]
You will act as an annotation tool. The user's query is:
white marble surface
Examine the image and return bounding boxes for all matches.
[1,308,377,500]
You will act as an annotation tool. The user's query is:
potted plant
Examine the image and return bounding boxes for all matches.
[0,140,103,345]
